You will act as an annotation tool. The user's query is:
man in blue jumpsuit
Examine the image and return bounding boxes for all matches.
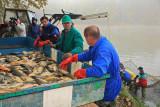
[60,25,122,107]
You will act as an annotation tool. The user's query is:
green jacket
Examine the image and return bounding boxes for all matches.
[56,26,83,54]
[138,73,147,79]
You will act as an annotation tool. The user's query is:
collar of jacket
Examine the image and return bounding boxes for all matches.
[89,35,104,53]
[44,22,51,28]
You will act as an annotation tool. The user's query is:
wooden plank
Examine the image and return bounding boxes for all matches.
[72,80,106,107]
[43,86,73,107]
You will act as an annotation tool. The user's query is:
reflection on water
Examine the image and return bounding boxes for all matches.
[71,24,160,76]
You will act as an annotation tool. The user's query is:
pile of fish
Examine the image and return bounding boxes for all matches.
[0,51,75,94]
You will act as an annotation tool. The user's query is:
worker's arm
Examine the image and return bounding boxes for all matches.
[16,23,26,32]
[50,29,60,44]
[134,74,140,82]
[78,49,92,62]
[70,32,83,55]
[86,50,111,78]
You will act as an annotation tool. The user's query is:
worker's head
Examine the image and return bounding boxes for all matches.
[84,25,100,46]
[119,61,123,64]
[40,16,49,27]
[119,69,125,78]
[62,15,72,31]
[138,66,143,71]
[32,17,37,24]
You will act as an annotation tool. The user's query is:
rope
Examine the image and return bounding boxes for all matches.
[106,13,111,40]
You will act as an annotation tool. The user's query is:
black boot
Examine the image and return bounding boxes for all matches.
[134,85,138,95]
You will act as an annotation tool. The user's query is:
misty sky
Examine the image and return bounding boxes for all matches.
[31,0,160,25]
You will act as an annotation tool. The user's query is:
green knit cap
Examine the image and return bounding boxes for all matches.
[62,15,71,23]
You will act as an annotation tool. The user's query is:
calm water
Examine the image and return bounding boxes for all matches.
[58,24,160,76]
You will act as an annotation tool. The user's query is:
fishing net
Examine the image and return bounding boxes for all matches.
[123,60,160,105]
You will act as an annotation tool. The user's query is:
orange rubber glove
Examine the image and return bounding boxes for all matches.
[33,37,41,47]
[74,69,87,79]
[38,40,49,47]
[59,54,78,70]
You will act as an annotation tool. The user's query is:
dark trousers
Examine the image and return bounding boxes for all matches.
[95,99,117,107]
[134,85,146,98]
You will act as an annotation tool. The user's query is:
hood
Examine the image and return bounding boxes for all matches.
[32,17,37,24]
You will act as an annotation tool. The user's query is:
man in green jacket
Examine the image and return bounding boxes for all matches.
[49,15,83,60]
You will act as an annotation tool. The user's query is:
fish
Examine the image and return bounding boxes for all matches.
[0,71,6,75]
[17,83,38,90]
[7,52,22,55]
[20,64,32,74]
[6,73,14,77]
[31,76,48,85]
[22,51,28,55]
[3,76,15,84]
[0,51,75,94]
[10,60,37,67]
[0,83,38,94]
[40,72,54,77]
[0,58,6,63]
[23,70,32,75]
[12,69,27,77]
[6,56,20,62]
[21,56,29,62]
[58,68,70,75]
[28,71,39,77]
[44,76,58,82]
[0,83,24,89]
[39,61,48,67]
[0,74,5,82]
[20,76,34,82]
[60,77,72,81]
[0,65,11,71]
[28,54,37,60]
[48,64,58,72]
[12,76,24,83]
[37,66,44,73]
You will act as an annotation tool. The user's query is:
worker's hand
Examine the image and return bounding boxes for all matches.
[48,41,56,48]
[38,40,49,47]
[59,54,78,70]
[15,19,20,24]
[74,69,87,79]
[33,37,41,47]
[62,52,72,60]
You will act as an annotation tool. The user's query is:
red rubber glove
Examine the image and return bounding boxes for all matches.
[74,69,87,79]
[59,54,78,70]
[38,40,49,47]
[33,37,41,47]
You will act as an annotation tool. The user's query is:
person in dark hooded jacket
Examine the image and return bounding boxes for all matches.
[28,17,41,39]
